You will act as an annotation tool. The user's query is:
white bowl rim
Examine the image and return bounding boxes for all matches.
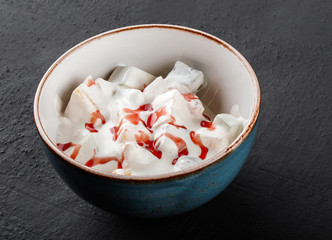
[33,24,261,182]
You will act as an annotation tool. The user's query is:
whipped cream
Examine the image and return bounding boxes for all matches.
[56,62,244,176]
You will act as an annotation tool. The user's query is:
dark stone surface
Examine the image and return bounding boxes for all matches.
[0,0,331,239]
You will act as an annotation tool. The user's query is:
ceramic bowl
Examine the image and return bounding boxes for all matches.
[33,24,260,218]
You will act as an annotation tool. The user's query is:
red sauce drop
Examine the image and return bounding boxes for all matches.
[85,110,105,133]
[85,159,93,167]
[122,104,154,131]
[91,110,105,124]
[169,122,187,130]
[90,156,122,167]
[124,113,140,125]
[70,145,81,160]
[120,104,186,134]
[110,119,124,141]
[123,104,153,113]
[57,142,81,160]
[181,93,199,102]
[190,131,208,159]
[200,120,216,131]
[85,123,98,132]
[146,107,186,130]
[87,78,95,87]
[147,107,168,128]
[85,148,124,168]
[118,161,123,169]
[135,131,162,159]
[85,149,96,167]
[57,142,74,151]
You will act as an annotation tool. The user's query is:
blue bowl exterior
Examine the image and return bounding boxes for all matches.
[41,123,258,218]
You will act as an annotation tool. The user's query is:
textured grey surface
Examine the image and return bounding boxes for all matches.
[1,0,331,239]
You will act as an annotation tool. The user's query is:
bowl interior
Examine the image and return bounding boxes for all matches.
[36,25,259,168]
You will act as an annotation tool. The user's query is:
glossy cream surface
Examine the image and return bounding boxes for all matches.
[56,62,244,175]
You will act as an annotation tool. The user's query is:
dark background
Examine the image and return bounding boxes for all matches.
[1,0,331,239]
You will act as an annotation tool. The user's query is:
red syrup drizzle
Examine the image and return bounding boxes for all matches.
[135,131,162,159]
[146,107,167,128]
[85,110,106,133]
[110,104,154,141]
[164,133,189,165]
[147,106,187,130]
[123,104,153,132]
[111,104,187,141]
[189,131,208,160]
[57,142,82,160]
[200,120,216,131]
[57,142,74,151]
[85,123,98,132]
[109,104,188,164]
[181,93,199,102]
[91,110,106,124]
[70,145,81,160]
[85,149,124,169]
[168,122,187,129]
[123,104,153,113]
[153,132,188,165]
[87,78,95,87]
[110,119,124,141]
